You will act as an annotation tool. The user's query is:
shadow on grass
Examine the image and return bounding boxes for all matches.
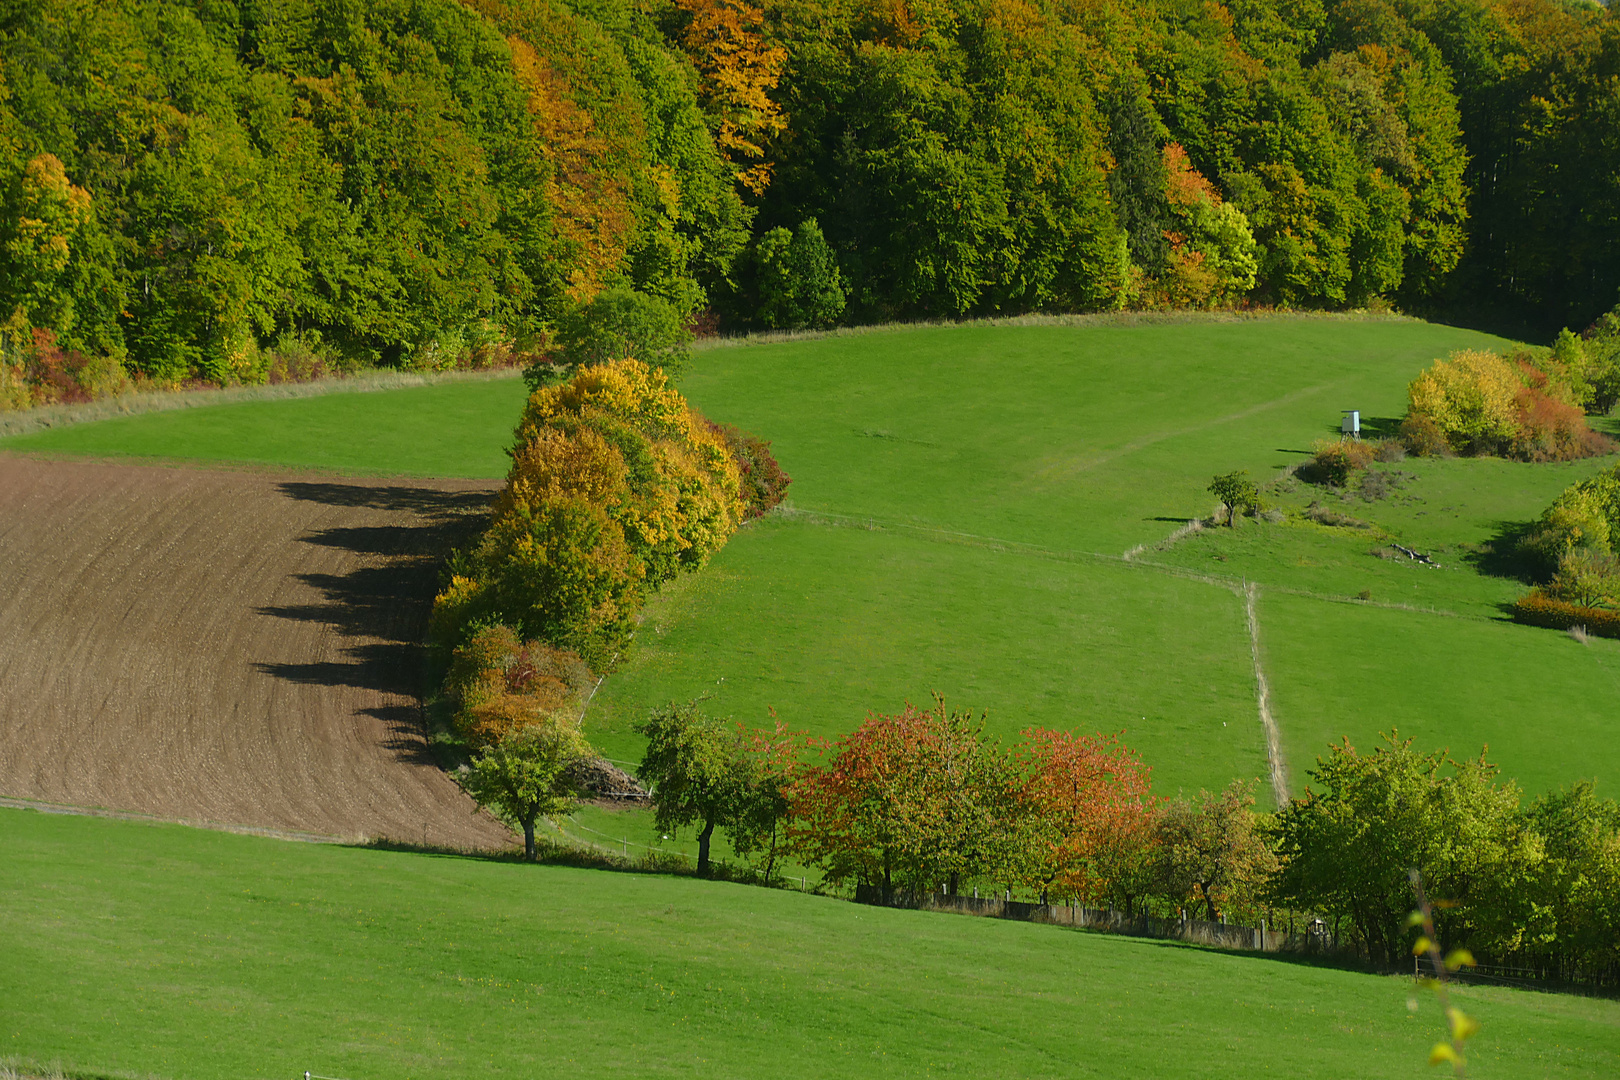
[353,834,829,894]
[1462,518,1542,585]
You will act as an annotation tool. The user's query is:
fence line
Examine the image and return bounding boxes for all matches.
[854,886,1340,956]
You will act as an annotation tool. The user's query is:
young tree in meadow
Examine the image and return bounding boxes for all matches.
[463,718,591,860]
[636,700,756,876]
[1208,471,1262,525]
[1014,728,1156,904]
[1155,780,1276,922]
[725,720,800,880]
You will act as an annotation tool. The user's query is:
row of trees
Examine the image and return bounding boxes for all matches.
[432,357,788,854]
[0,0,748,388]
[6,0,1620,397]
[631,698,1620,977]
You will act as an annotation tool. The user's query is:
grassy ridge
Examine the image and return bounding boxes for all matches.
[0,375,530,478]
[5,807,1618,1080]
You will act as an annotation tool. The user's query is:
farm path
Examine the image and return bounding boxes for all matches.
[0,456,512,847]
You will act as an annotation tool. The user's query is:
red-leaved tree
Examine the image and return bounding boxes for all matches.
[1014,729,1158,906]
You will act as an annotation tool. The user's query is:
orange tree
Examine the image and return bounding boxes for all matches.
[432,360,744,668]
[786,697,1022,896]
[1012,728,1157,905]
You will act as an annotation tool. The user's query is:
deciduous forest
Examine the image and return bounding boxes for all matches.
[2,0,1618,388]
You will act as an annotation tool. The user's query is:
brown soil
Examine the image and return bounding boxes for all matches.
[0,457,514,848]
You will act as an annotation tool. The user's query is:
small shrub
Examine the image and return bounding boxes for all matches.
[1307,504,1368,529]
[1304,438,1376,486]
[705,420,791,519]
[1356,588,1372,601]
[1373,439,1405,463]
[1400,411,1453,457]
[1569,624,1592,645]
[1357,470,1395,501]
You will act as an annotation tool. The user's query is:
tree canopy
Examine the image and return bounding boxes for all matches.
[3,0,1617,392]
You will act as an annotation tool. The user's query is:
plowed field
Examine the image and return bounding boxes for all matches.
[0,457,511,847]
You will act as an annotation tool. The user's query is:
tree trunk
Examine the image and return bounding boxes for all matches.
[523,816,537,862]
[697,817,715,876]
[948,872,959,896]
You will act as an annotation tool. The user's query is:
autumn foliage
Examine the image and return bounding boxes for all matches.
[1404,349,1615,461]
[432,360,743,667]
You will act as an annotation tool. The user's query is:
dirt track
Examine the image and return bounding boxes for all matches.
[0,457,514,847]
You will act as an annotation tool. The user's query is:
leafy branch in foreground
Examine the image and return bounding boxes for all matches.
[1409,869,1480,1076]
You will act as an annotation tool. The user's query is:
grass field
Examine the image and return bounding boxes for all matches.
[6,807,1619,1080]
[0,375,529,478]
[6,314,1616,804]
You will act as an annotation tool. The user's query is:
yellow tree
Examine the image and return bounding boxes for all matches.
[671,0,787,195]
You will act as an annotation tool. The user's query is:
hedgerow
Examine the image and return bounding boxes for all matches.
[1403,348,1616,461]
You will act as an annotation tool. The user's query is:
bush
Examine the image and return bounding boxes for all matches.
[1399,411,1453,457]
[1547,548,1620,609]
[525,287,693,390]
[705,420,791,519]
[434,359,745,668]
[1303,438,1377,486]
[1510,360,1617,461]
[1406,349,1523,455]
[1512,590,1620,639]
[1518,466,1620,576]
[1583,307,1620,414]
[445,624,594,747]
[1404,347,1616,460]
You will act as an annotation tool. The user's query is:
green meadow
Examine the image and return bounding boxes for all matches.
[0,375,530,478]
[7,314,1616,801]
[5,807,1618,1080]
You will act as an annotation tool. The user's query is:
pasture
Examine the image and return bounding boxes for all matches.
[5,807,1619,1080]
[6,312,1613,803]
[5,314,1612,806]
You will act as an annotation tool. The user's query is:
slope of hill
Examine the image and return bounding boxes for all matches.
[6,315,1613,816]
[5,807,1618,1080]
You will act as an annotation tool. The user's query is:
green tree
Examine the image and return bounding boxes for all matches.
[752,218,845,330]
[636,700,754,876]
[1208,471,1262,524]
[463,719,591,860]
[533,285,693,388]
[1547,549,1620,610]
[1269,733,1529,964]
[1154,780,1276,921]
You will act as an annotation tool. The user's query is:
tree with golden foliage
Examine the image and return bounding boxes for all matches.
[670,0,787,195]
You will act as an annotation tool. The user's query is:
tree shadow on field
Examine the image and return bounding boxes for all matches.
[254,481,495,766]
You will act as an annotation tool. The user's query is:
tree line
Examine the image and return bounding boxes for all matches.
[616,697,1619,981]
[3,0,1619,400]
